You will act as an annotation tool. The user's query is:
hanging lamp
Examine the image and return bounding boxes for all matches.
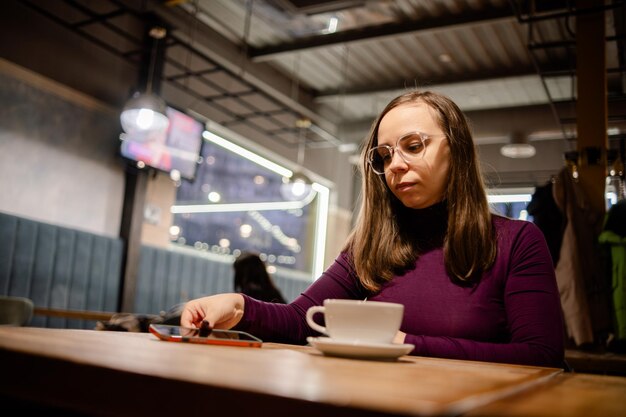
[120,26,169,134]
[280,53,314,201]
[500,131,536,159]
[281,117,315,201]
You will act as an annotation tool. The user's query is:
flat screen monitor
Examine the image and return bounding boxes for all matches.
[120,106,204,180]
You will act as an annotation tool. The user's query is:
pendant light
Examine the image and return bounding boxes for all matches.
[500,131,536,159]
[120,26,169,134]
[281,118,315,201]
[280,53,314,201]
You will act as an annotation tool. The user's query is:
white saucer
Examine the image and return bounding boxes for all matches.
[307,337,414,360]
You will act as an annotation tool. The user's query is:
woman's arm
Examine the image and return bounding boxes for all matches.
[234,253,367,344]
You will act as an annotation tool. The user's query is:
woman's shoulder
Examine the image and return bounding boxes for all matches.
[492,212,530,228]
[489,215,553,277]
[491,213,544,242]
[321,251,359,281]
[334,250,356,271]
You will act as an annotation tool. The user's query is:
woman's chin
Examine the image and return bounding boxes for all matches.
[403,202,435,210]
[401,200,435,210]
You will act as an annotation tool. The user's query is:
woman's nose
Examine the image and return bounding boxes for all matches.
[387,150,408,172]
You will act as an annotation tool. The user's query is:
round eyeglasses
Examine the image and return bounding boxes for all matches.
[366,131,445,175]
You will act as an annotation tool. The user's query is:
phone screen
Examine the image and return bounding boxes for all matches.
[149,324,262,347]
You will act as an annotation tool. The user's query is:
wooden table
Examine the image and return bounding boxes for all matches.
[0,327,622,417]
[465,372,626,417]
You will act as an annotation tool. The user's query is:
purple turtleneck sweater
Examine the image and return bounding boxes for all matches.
[235,211,564,368]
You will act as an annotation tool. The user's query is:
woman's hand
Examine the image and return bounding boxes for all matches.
[394,330,406,344]
[180,293,245,329]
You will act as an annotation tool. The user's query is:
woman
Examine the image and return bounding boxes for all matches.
[234,252,286,304]
[181,91,564,367]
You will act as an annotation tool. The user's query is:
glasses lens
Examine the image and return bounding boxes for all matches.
[367,133,429,174]
[368,147,391,174]
[398,133,426,158]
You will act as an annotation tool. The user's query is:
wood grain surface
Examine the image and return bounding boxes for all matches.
[1,327,615,417]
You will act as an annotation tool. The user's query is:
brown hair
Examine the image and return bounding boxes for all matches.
[234,252,286,303]
[344,90,496,292]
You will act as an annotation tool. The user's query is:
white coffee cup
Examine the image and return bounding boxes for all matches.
[305,299,404,344]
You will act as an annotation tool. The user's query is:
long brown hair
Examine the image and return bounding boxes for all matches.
[344,91,496,292]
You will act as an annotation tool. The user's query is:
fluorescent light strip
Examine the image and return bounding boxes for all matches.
[487,194,532,204]
[312,182,330,280]
[197,129,330,281]
[202,130,293,178]
[172,200,308,214]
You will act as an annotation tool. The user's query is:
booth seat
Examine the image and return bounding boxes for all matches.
[0,212,122,329]
[134,245,312,314]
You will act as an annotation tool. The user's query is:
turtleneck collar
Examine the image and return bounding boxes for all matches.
[397,200,448,249]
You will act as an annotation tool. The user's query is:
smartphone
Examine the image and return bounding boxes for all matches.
[149,324,262,347]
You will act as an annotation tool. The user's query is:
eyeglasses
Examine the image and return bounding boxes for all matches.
[366,131,444,175]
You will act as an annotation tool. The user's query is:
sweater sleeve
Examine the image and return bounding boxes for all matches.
[404,223,565,368]
[234,252,367,344]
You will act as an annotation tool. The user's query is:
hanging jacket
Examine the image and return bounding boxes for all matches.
[527,181,564,266]
[599,199,626,340]
[598,230,626,339]
[553,167,611,346]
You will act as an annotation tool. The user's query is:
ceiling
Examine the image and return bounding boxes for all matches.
[180,0,626,142]
[14,0,626,190]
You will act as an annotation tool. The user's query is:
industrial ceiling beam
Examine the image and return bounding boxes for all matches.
[249,7,516,61]
[314,62,571,99]
[248,2,569,62]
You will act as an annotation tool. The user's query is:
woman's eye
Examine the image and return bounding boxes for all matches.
[377,148,391,160]
[404,141,424,153]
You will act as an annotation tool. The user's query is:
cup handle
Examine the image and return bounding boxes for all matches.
[306,306,328,335]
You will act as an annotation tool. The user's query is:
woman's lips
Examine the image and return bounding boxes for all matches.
[395,182,415,192]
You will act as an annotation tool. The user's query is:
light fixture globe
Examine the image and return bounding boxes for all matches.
[500,143,536,158]
[500,131,536,159]
[120,92,169,133]
[281,172,314,201]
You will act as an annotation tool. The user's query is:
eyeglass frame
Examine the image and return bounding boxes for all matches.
[366,131,446,175]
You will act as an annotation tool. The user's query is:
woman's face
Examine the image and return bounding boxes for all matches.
[376,102,450,209]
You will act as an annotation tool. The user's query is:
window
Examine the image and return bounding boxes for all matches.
[170,130,329,278]
[487,189,533,221]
